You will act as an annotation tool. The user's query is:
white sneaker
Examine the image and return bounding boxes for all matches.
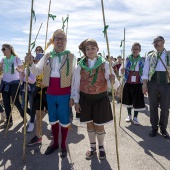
[125,115,132,122]
[27,123,34,133]
[133,117,139,125]
[27,120,30,125]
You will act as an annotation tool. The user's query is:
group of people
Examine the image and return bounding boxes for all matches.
[0,28,169,161]
[121,36,170,140]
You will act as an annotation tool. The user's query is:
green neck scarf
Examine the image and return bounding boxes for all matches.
[50,49,70,63]
[129,54,141,71]
[79,56,105,85]
[4,54,15,74]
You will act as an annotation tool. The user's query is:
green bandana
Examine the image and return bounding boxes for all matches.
[79,56,105,84]
[129,54,141,71]
[4,54,15,74]
[50,50,70,63]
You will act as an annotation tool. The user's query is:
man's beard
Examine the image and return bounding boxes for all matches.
[55,45,65,52]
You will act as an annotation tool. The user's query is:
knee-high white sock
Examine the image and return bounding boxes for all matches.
[96,131,105,147]
[87,129,96,148]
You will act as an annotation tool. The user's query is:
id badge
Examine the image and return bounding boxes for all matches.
[131,76,136,82]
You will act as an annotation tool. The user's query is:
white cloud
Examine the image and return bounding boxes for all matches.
[0,0,170,60]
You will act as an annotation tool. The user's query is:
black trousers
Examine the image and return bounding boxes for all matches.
[2,83,24,123]
[148,81,170,131]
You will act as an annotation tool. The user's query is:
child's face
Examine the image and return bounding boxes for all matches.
[85,45,99,59]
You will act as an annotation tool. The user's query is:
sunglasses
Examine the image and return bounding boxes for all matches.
[1,48,6,52]
[54,37,66,41]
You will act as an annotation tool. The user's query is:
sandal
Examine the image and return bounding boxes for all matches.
[86,147,96,160]
[99,146,106,160]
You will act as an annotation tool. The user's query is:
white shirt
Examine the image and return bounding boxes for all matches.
[1,57,22,82]
[71,58,120,103]
[30,53,77,77]
[142,49,166,80]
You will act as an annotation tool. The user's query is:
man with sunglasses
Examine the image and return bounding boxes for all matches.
[25,29,76,158]
[142,36,170,139]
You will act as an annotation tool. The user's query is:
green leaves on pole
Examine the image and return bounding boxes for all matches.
[30,41,35,51]
[32,10,36,23]
[120,40,124,47]
[103,25,109,37]
[49,14,56,20]
[62,16,69,30]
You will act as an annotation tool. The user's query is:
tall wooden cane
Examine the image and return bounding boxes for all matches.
[101,0,120,169]
[31,23,43,52]
[119,28,125,126]
[4,81,21,138]
[23,0,34,161]
[39,0,51,137]
[65,14,69,39]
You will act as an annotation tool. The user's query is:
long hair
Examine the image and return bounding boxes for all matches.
[2,44,18,57]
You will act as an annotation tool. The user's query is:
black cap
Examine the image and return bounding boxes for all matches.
[152,36,164,43]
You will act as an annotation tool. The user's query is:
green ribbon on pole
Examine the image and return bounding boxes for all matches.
[103,25,109,37]
[30,41,35,51]
[120,40,124,47]
[49,14,56,20]
[32,10,36,23]
[62,16,69,30]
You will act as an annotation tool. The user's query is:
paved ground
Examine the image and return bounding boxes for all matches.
[0,96,170,170]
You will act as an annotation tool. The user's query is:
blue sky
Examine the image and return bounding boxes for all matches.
[0,0,170,60]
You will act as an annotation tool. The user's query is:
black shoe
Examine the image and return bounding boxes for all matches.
[149,129,158,137]
[45,145,59,155]
[160,130,169,139]
[86,147,96,160]
[27,136,42,146]
[0,121,13,129]
[60,149,67,158]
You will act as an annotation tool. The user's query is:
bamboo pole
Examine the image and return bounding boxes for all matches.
[31,23,43,52]
[100,0,120,169]
[65,14,69,39]
[119,28,125,126]
[62,17,64,31]
[39,0,51,138]
[23,0,34,162]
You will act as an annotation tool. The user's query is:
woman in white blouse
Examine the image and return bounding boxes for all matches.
[0,44,24,128]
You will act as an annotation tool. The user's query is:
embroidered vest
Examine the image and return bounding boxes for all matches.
[42,53,74,88]
[148,50,170,81]
[80,63,107,94]
[124,57,144,83]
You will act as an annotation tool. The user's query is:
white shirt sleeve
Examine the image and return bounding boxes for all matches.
[29,54,45,76]
[141,56,150,80]
[105,62,120,90]
[71,65,81,103]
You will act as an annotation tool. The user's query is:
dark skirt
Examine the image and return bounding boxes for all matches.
[79,92,113,125]
[122,83,145,111]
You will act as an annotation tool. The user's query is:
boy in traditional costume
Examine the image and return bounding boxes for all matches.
[25,29,76,157]
[142,36,170,139]
[72,39,119,160]
[120,42,145,125]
